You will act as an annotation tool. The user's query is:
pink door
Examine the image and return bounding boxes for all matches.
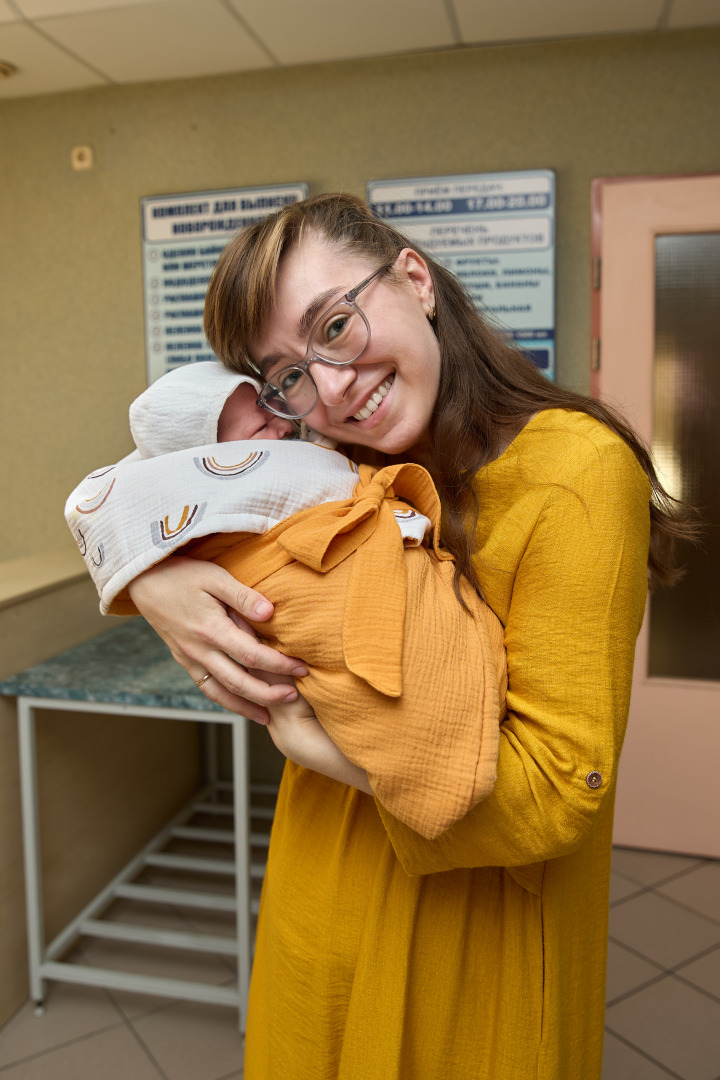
[592,175,720,858]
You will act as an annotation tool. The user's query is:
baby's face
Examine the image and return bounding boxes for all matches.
[217,382,294,442]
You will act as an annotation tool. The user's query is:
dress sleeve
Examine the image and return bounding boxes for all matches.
[375,439,651,876]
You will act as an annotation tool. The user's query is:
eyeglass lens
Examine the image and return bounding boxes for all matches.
[263,302,370,418]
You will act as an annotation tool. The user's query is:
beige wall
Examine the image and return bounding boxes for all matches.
[1,27,719,562]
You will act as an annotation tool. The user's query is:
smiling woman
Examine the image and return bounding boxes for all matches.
[246,240,441,458]
[254,261,393,421]
[68,192,697,1080]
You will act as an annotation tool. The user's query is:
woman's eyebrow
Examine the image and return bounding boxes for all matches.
[297,286,343,338]
[258,353,284,377]
[258,285,346,375]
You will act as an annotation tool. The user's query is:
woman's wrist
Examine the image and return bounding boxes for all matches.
[266,699,372,795]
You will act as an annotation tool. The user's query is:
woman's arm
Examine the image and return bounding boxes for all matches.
[260,676,372,794]
[374,439,652,875]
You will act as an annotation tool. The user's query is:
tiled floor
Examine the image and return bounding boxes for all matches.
[0,848,718,1078]
[603,848,720,1080]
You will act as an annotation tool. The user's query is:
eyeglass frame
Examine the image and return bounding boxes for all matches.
[255,261,392,420]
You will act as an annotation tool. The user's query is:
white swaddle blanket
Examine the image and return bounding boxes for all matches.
[65,440,431,614]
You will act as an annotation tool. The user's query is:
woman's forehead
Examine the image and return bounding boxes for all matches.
[276,234,374,310]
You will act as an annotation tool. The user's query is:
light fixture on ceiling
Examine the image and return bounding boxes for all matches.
[0,61,17,80]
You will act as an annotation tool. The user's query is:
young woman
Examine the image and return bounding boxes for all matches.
[117,193,689,1079]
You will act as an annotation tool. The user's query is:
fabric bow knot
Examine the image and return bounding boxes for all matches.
[275,462,446,698]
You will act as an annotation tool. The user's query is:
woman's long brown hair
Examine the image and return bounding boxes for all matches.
[204,192,697,596]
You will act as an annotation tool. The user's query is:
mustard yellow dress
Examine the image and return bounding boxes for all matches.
[244,410,651,1080]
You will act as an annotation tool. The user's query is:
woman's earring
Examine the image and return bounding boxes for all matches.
[427,305,436,322]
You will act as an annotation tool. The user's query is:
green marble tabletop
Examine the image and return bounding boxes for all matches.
[0,618,225,712]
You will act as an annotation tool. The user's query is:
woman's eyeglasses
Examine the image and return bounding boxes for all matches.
[255,263,390,420]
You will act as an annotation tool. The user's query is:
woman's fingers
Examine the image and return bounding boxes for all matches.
[194,649,301,705]
[201,572,275,625]
[127,557,308,713]
[222,623,308,679]
[191,673,271,724]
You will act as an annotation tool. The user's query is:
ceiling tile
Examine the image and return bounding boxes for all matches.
[668,0,720,27]
[453,0,665,44]
[0,20,106,96]
[231,0,455,65]
[16,0,153,17]
[35,0,274,83]
[0,0,20,25]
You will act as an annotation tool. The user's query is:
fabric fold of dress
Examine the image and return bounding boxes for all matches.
[188,461,508,840]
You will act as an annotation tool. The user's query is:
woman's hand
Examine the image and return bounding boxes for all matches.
[259,673,373,794]
[127,556,308,721]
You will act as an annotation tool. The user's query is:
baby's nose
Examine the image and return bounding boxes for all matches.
[271,415,294,439]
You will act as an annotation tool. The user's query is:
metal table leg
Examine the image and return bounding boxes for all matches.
[232,717,252,1033]
[17,698,45,1008]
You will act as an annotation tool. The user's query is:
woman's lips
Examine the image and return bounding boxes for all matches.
[349,375,394,422]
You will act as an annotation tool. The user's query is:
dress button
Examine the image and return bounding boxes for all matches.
[586,771,603,789]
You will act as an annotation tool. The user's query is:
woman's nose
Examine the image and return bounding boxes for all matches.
[310,361,356,406]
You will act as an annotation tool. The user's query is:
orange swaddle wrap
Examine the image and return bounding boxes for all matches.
[189,462,507,840]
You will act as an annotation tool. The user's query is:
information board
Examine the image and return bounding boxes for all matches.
[367,170,555,378]
[141,183,308,384]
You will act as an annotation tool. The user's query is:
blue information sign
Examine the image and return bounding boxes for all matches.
[141,183,308,384]
[367,170,556,379]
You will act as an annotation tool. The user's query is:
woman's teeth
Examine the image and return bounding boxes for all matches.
[353,377,393,421]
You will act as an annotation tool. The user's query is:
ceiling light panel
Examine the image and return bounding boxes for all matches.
[229,0,455,65]
[16,0,154,17]
[668,0,720,27]
[35,0,274,83]
[0,0,20,24]
[453,0,666,44]
[0,20,106,97]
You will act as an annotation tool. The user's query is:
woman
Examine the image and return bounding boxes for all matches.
[123,193,689,1079]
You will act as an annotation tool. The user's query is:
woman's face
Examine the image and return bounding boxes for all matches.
[249,234,441,456]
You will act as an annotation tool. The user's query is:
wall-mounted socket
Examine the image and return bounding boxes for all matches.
[71,146,93,171]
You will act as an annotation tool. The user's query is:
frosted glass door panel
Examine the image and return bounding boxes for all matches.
[648,233,720,681]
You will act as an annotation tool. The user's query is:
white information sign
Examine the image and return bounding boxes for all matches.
[141,183,308,384]
[367,170,556,379]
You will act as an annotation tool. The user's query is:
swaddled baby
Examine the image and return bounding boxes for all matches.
[66,362,508,839]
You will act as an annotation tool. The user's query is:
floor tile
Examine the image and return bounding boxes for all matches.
[612,847,703,887]
[606,974,720,1080]
[656,862,720,925]
[610,871,645,904]
[106,988,179,1023]
[0,983,121,1069]
[602,1030,680,1080]
[101,899,194,931]
[606,940,664,1004]
[609,891,720,968]
[55,932,237,1026]
[181,908,236,941]
[67,933,234,986]
[138,868,235,898]
[0,1023,163,1079]
[675,944,720,1001]
[177,910,237,978]
[131,1001,244,1080]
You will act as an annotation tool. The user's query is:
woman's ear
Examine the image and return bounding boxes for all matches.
[396,247,435,311]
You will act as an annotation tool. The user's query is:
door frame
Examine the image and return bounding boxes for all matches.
[591,174,720,857]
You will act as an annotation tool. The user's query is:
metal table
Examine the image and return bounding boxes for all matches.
[0,618,268,1031]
